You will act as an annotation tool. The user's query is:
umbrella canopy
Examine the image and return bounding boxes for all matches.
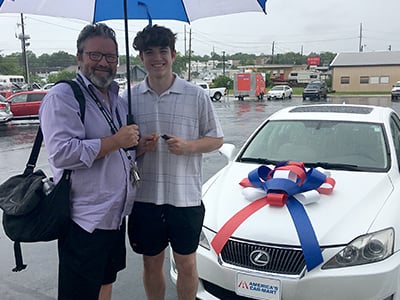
[0,0,267,118]
[0,0,266,23]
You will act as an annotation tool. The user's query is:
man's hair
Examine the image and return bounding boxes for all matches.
[77,23,118,54]
[133,24,176,52]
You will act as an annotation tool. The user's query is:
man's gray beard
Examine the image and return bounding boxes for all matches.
[90,74,114,90]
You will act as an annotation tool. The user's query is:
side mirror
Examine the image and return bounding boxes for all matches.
[218,143,236,161]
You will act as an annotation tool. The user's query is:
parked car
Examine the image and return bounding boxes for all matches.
[266,85,293,100]
[42,83,55,90]
[302,80,327,100]
[391,81,400,101]
[170,104,400,300]
[7,90,47,118]
[0,94,13,123]
[0,89,13,98]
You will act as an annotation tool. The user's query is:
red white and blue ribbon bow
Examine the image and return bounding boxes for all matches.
[211,161,336,271]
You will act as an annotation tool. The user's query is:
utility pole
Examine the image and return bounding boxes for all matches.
[188,28,192,81]
[222,51,225,77]
[184,25,187,56]
[18,13,30,84]
[271,41,275,64]
[359,23,363,52]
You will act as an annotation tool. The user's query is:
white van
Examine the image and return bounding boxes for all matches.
[0,75,25,88]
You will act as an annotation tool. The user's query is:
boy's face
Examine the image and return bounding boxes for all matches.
[140,46,176,79]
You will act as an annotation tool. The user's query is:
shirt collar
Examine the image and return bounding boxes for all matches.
[140,73,185,96]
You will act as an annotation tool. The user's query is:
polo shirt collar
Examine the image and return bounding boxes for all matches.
[140,73,185,95]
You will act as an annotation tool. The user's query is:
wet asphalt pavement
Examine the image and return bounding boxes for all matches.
[0,95,397,299]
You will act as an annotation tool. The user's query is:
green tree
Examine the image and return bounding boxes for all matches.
[212,75,233,90]
[172,52,187,77]
[0,54,23,75]
[47,70,77,83]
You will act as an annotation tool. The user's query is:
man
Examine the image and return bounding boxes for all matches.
[39,23,139,300]
[123,25,224,300]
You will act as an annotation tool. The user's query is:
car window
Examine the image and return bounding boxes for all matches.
[28,93,46,102]
[389,114,400,170]
[10,94,28,103]
[240,120,388,171]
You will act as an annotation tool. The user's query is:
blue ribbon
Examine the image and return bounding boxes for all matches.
[247,163,326,271]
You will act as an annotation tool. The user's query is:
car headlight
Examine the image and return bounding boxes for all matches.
[322,228,394,269]
[199,229,211,250]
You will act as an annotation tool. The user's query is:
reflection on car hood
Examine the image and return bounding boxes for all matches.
[203,162,392,246]
[268,90,283,94]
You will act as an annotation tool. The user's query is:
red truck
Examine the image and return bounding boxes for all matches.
[233,72,265,101]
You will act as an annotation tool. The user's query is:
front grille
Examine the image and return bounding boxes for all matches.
[221,239,306,276]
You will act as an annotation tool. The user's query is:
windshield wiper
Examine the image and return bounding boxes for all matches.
[306,162,360,171]
[239,157,279,165]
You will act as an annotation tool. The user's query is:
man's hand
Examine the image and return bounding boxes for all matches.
[137,133,160,156]
[164,135,191,155]
[114,124,140,149]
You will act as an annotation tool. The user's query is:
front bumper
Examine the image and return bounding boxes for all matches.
[303,92,320,99]
[171,242,400,300]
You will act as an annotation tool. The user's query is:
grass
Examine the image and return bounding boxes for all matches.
[290,87,390,96]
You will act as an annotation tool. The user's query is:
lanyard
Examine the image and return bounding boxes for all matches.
[77,74,122,134]
[76,75,132,160]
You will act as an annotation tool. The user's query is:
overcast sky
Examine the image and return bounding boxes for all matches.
[0,0,399,58]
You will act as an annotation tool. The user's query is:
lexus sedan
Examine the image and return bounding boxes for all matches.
[266,85,293,100]
[170,104,400,300]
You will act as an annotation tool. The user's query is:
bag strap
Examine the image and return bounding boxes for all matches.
[22,80,86,176]
[13,79,86,272]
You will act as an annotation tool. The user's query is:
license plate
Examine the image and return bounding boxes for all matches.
[235,272,281,300]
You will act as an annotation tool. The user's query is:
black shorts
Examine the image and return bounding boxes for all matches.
[128,202,205,256]
[57,220,126,300]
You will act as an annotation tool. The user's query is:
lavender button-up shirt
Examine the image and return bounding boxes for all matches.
[39,73,135,233]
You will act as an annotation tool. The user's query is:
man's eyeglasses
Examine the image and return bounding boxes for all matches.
[84,52,118,63]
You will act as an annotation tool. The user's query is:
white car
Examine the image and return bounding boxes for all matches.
[267,85,292,100]
[391,81,400,101]
[170,104,400,300]
[0,95,13,123]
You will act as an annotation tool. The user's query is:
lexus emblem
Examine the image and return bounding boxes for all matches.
[250,250,270,266]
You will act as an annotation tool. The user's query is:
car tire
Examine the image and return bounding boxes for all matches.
[289,93,292,99]
[213,92,222,101]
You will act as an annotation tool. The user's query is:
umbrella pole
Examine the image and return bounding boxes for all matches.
[124,0,134,122]
[123,0,137,151]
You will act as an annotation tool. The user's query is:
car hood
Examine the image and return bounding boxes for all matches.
[203,162,393,246]
[303,87,319,92]
[392,86,400,92]
[268,90,283,95]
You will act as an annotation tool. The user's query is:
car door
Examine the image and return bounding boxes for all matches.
[27,92,45,116]
[9,93,29,117]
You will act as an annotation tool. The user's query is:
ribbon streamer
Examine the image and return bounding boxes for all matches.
[211,161,335,271]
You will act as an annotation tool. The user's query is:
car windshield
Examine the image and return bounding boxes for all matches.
[307,83,320,89]
[272,86,284,90]
[239,120,388,171]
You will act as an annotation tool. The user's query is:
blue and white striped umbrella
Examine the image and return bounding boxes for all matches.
[0,0,267,24]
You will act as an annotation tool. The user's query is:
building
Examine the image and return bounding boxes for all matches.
[330,51,400,93]
[237,64,306,83]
